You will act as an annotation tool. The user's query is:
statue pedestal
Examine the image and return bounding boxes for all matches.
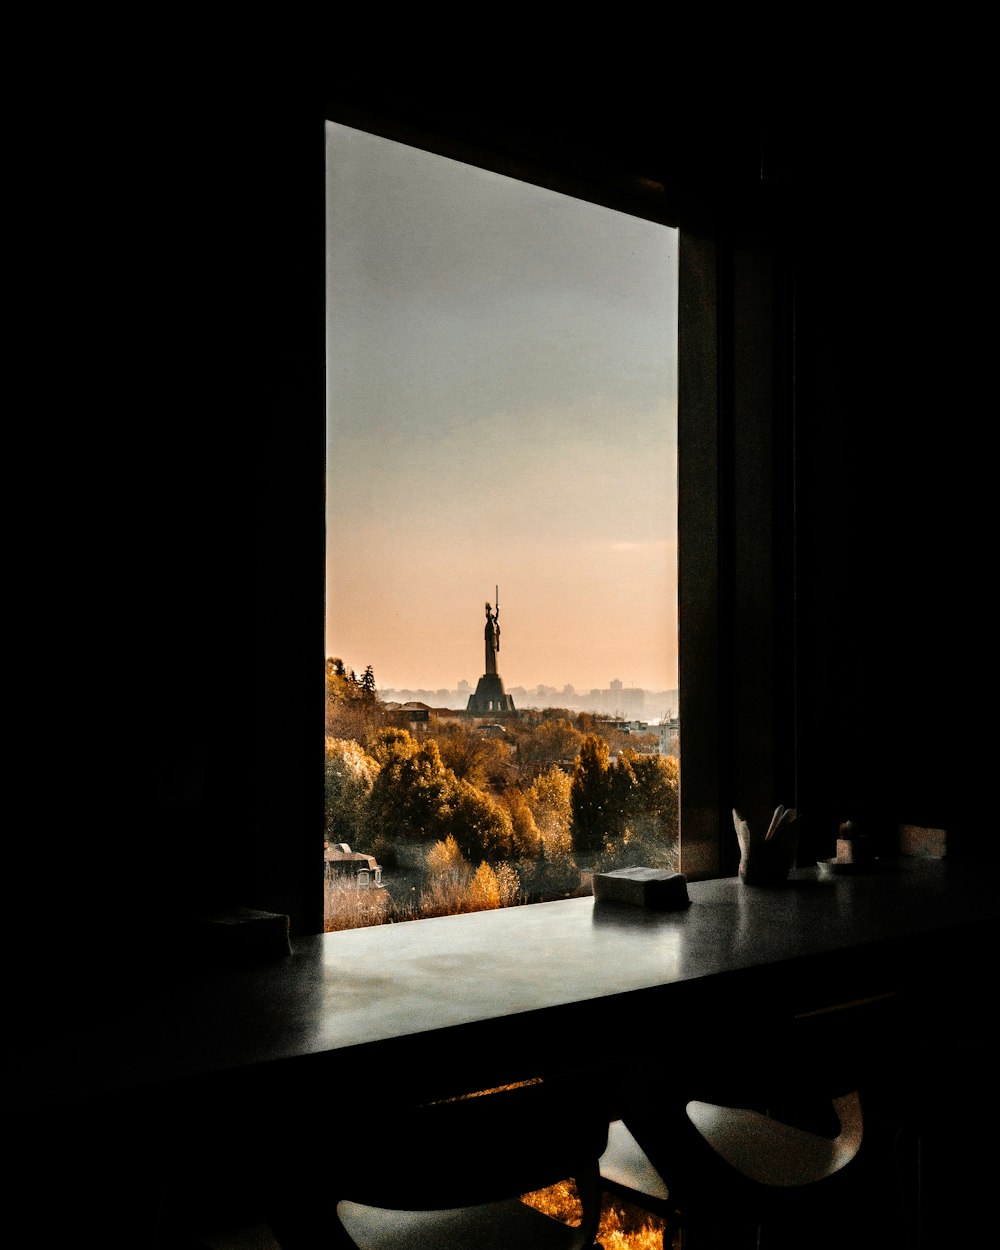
[466,673,515,715]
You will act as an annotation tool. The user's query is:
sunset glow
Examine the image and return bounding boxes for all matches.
[326,122,678,697]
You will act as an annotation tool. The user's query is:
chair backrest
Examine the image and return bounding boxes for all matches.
[686,1090,864,1185]
[684,989,904,1185]
[335,1077,610,1212]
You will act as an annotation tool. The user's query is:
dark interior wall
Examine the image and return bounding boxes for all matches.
[13,91,325,1022]
[12,73,986,1028]
[789,116,984,861]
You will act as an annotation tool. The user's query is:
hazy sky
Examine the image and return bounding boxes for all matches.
[326,121,678,695]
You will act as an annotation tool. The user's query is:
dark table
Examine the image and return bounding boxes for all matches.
[12,856,997,1114]
[11,857,997,1247]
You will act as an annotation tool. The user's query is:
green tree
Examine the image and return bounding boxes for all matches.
[525,843,583,899]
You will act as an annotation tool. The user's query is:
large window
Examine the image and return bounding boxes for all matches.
[318,102,780,930]
[325,120,684,929]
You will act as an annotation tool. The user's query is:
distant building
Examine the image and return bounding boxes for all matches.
[658,718,680,757]
[324,843,383,887]
[383,703,432,734]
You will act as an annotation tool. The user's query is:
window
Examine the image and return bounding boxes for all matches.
[325,119,685,930]
[322,102,784,927]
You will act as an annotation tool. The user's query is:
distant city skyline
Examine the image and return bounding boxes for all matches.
[376,677,679,700]
[376,676,680,721]
[325,121,678,694]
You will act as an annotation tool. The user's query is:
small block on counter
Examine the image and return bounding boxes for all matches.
[593,867,690,910]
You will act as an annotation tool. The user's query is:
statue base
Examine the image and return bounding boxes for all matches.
[467,673,515,715]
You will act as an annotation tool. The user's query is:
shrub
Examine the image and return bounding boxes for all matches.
[426,835,469,878]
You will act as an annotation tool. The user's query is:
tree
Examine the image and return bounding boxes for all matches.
[367,731,455,845]
[624,752,679,833]
[503,787,542,860]
[570,734,615,859]
[619,750,680,868]
[442,779,516,863]
[368,726,418,765]
[326,658,389,746]
[324,737,379,847]
[492,861,523,907]
[435,721,512,790]
[528,766,574,859]
[512,717,584,770]
[591,749,680,871]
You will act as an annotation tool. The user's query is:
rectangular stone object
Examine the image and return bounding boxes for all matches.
[592,867,690,910]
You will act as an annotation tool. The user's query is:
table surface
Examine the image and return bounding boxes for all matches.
[12,857,998,1112]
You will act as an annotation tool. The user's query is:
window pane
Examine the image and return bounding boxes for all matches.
[325,121,678,929]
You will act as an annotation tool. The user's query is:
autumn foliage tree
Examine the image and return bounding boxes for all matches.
[322,664,679,926]
[570,734,616,858]
[510,716,584,771]
[570,736,679,868]
[367,729,455,847]
[324,736,379,846]
[433,720,513,789]
[365,728,521,864]
[611,750,679,869]
[442,779,517,862]
[524,766,580,897]
[326,657,386,746]
[528,766,574,857]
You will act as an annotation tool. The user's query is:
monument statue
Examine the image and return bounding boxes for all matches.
[467,586,515,715]
[484,601,500,675]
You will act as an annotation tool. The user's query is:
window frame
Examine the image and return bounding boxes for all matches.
[320,96,794,898]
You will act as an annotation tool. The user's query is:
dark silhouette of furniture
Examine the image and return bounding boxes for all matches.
[332,1077,608,1249]
[599,992,908,1248]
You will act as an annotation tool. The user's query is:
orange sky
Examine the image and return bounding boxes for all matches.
[325,122,678,695]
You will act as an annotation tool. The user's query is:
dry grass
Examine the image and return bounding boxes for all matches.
[324,860,527,930]
[324,877,396,930]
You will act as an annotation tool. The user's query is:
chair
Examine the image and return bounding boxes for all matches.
[332,1076,609,1250]
[599,992,908,1249]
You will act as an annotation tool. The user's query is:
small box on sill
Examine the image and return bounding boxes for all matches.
[592,867,690,910]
